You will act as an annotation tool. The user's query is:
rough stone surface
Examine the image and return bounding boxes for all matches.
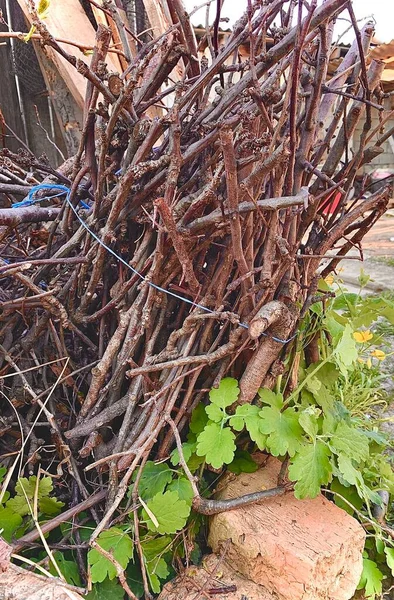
[158,553,276,600]
[208,457,366,600]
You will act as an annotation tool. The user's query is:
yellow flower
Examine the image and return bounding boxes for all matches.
[370,349,386,361]
[353,330,373,343]
[325,274,334,285]
[367,358,372,369]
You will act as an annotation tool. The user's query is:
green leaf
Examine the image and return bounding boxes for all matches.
[6,495,30,517]
[209,378,239,408]
[0,466,6,484]
[7,476,61,517]
[15,476,53,499]
[137,461,173,500]
[337,454,364,487]
[329,479,363,515]
[170,441,196,467]
[39,495,64,516]
[141,536,172,594]
[330,421,369,463]
[196,422,236,468]
[0,507,23,542]
[206,403,226,422]
[332,293,359,310]
[86,578,125,600]
[126,562,144,598]
[259,406,303,457]
[357,557,383,598]
[229,404,267,450]
[299,407,320,440]
[384,547,394,576]
[258,388,283,408]
[88,527,133,583]
[323,313,345,341]
[145,555,169,593]
[167,477,194,504]
[334,324,358,375]
[142,491,190,534]
[190,403,209,435]
[288,441,332,499]
[49,552,81,586]
[227,450,258,475]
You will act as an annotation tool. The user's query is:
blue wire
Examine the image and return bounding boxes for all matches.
[11,184,297,345]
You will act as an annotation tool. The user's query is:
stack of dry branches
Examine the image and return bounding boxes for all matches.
[0,0,392,539]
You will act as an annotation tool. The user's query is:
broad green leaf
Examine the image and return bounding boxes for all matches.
[299,407,320,440]
[384,547,394,576]
[334,325,358,375]
[336,454,379,505]
[258,388,283,408]
[145,555,169,593]
[227,450,258,475]
[86,578,125,600]
[209,378,239,408]
[0,466,6,484]
[259,406,303,457]
[196,423,236,468]
[337,454,364,487]
[167,477,194,504]
[141,536,172,561]
[330,421,369,463]
[206,403,226,422]
[49,552,81,586]
[88,528,133,583]
[229,404,267,450]
[305,375,322,397]
[323,313,345,341]
[190,403,209,435]
[289,441,332,499]
[0,507,22,542]
[142,491,190,534]
[7,476,62,516]
[313,361,339,387]
[126,562,144,598]
[329,479,363,515]
[39,495,64,516]
[357,557,383,598]
[170,441,196,467]
[138,461,173,500]
[332,293,359,310]
[6,495,30,517]
[141,536,172,593]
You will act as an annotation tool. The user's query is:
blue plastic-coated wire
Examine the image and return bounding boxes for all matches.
[11,184,297,345]
[11,184,90,210]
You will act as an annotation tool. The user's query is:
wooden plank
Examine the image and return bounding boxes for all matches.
[16,0,120,110]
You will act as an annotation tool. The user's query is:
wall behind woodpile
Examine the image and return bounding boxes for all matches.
[0,0,68,164]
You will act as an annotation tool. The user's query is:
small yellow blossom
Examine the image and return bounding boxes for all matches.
[325,274,335,285]
[370,349,386,361]
[357,357,372,368]
[353,330,373,343]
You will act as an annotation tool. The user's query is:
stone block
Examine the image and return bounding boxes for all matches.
[208,457,365,600]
